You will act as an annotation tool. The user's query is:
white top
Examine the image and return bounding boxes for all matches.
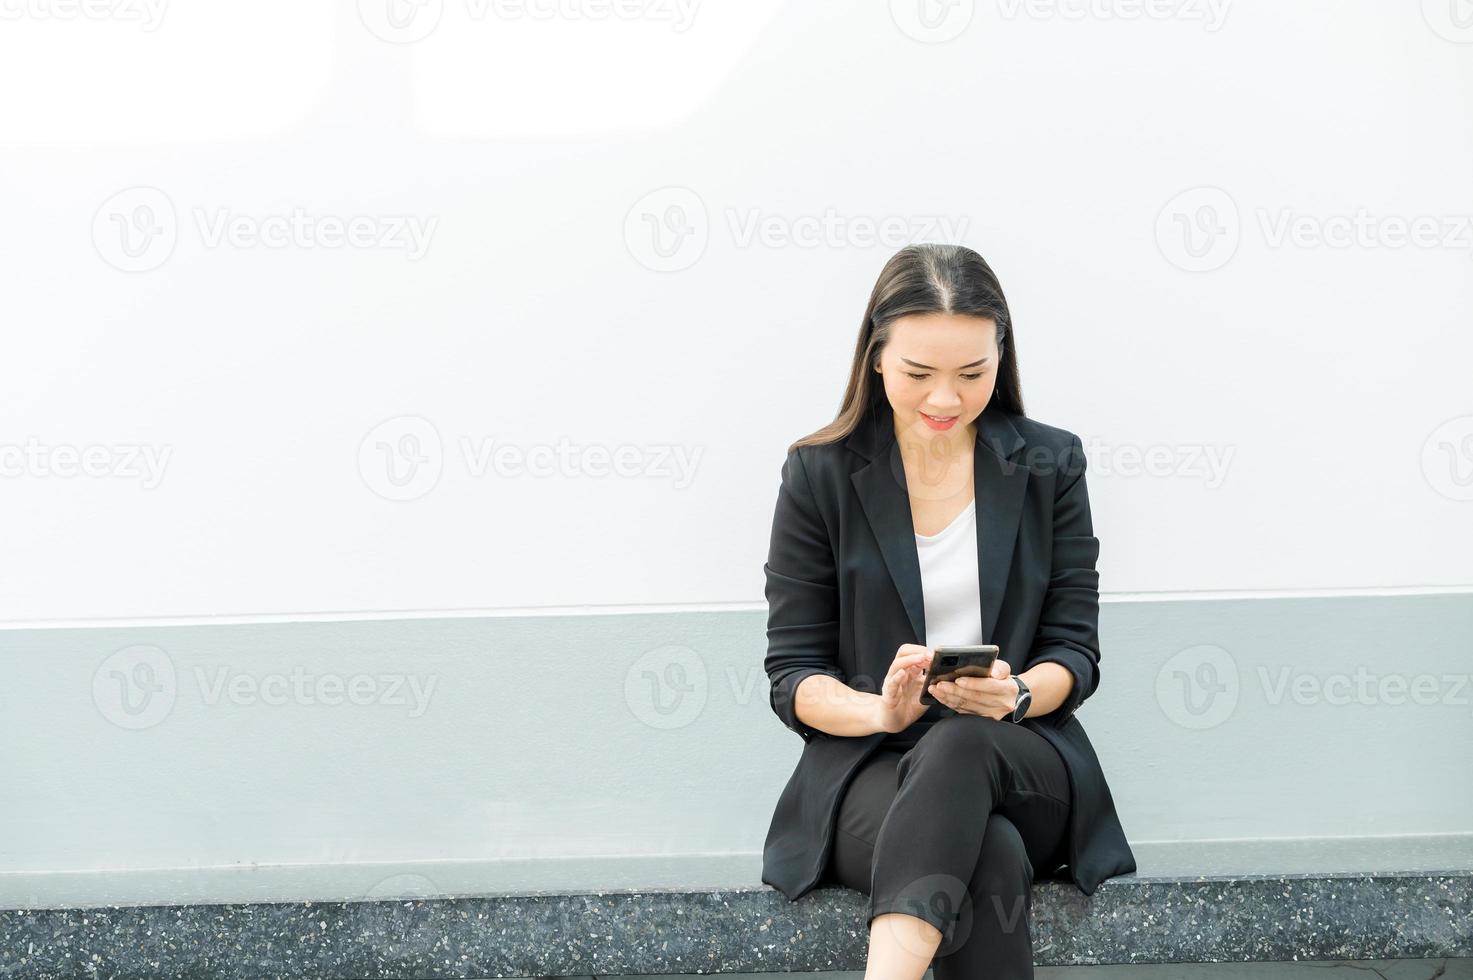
[914,498,984,647]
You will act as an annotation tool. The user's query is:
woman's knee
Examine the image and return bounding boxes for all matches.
[897,714,1006,779]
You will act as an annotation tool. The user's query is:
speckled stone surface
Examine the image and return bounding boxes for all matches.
[3,872,1470,979]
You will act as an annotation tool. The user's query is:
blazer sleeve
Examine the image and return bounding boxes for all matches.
[1022,433,1102,728]
[763,447,843,743]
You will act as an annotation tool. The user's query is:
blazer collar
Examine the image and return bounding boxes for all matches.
[847,401,1030,648]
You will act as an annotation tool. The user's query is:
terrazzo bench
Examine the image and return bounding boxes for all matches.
[4,859,1472,979]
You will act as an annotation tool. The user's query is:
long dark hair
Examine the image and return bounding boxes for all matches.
[790,243,1025,453]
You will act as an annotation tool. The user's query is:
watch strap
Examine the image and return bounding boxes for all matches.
[1010,677,1031,723]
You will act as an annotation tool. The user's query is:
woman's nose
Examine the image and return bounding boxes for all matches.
[930,384,961,408]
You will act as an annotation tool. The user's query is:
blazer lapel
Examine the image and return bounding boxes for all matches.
[852,435,928,643]
[974,411,1030,647]
[850,405,1029,647]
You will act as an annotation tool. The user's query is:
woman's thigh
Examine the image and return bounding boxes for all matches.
[985,721,1072,877]
[828,749,905,893]
[826,722,1071,893]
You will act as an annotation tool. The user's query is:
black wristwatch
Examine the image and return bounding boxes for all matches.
[1008,677,1032,723]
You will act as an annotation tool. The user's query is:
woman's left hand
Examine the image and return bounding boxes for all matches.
[929,658,1016,721]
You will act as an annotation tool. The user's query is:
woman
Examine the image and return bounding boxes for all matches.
[760,243,1136,980]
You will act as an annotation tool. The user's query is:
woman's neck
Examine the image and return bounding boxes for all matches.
[892,413,975,496]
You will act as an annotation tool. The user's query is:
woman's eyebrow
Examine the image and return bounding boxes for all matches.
[900,357,989,370]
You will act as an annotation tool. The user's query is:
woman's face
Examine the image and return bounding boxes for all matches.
[874,312,1000,447]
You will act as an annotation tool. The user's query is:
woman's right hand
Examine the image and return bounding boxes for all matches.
[874,644,934,734]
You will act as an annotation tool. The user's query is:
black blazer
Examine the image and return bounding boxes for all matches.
[760,402,1137,901]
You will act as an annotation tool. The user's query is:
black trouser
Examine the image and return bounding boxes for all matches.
[824,713,1071,980]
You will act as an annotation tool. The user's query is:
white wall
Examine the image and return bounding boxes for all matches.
[1,0,1469,622]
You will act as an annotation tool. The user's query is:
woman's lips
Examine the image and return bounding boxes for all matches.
[920,411,958,430]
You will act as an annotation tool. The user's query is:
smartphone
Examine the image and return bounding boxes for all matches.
[919,645,1000,705]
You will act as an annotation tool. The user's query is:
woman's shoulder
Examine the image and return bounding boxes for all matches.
[769,440,863,508]
[784,438,862,479]
[1008,413,1083,456]
[1006,414,1087,479]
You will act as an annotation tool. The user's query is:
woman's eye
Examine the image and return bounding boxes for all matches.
[906,372,929,381]
[961,373,983,381]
